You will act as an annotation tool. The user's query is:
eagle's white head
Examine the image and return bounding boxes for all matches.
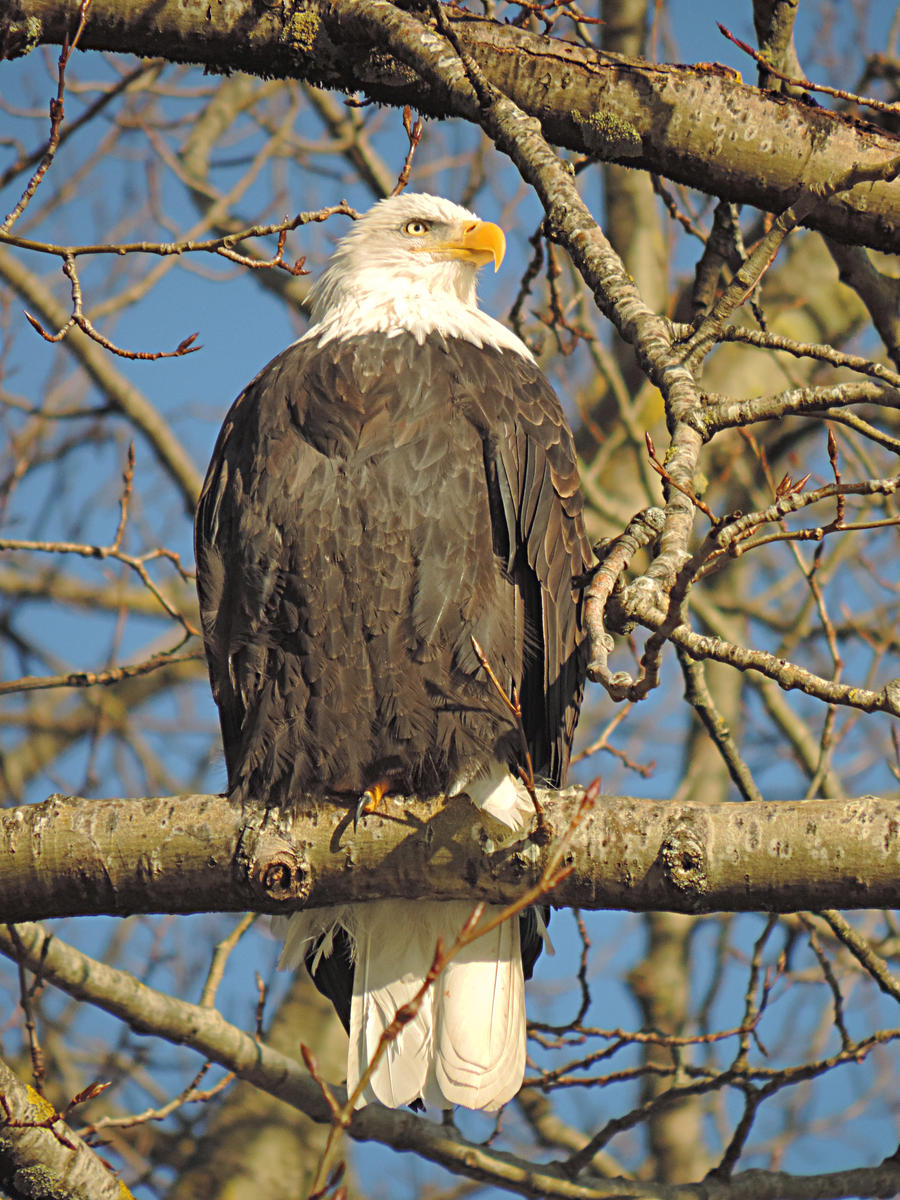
[303,193,531,357]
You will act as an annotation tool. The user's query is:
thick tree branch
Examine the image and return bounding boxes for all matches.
[3,790,900,923]
[4,1,900,252]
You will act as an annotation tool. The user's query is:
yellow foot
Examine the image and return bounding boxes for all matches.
[354,778,390,830]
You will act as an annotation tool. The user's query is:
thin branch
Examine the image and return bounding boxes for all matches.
[0,204,356,262]
[0,643,202,698]
[24,252,202,361]
[719,22,900,115]
[390,105,424,195]
[1,0,92,234]
[816,910,900,1004]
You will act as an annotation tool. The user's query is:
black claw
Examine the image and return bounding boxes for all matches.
[353,791,372,831]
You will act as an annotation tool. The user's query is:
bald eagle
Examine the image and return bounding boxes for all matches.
[196,193,592,1111]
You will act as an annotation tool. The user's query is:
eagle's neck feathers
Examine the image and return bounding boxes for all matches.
[301,255,533,359]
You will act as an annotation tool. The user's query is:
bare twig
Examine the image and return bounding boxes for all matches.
[1,0,92,234]
[1,205,357,263]
[391,105,424,195]
[719,22,900,115]
[645,431,716,521]
[470,635,542,829]
[79,1066,231,1138]
[572,702,655,777]
[24,252,202,360]
[816,910,900,1004]
[199,914,257,1008]
[0,642,201,697]
[0,443,197,634]
[6,924,46,1094]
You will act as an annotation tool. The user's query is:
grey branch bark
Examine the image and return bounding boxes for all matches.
[3,789,900,923]
[0,1055,135,1200]
[4,1,900,252]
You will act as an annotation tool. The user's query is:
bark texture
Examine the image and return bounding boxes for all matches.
[0,1056,135,1200]
[2,789,900,922]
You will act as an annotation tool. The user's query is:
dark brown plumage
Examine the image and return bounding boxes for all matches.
[196,331,591,807]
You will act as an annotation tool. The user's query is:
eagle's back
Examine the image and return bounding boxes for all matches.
[195,332,591,806]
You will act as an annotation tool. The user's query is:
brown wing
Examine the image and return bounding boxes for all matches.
[445,340,593,786]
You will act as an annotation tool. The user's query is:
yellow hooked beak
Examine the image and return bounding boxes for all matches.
[445,219,506,272]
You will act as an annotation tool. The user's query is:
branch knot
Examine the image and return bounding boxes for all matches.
[659,823,710,901]
[250,832,309,904]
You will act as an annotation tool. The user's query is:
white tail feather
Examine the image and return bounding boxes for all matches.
[434,911,525,1110]
[348,899,436,1108]
[277,772,531,1113]
[281,899,526,1110]
[274,905,354,971]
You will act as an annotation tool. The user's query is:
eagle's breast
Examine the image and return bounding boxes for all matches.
[196,331,586,805]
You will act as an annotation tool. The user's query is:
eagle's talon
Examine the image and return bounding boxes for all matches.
[531,815,553,846]
[353,792,371,830]
[354,779,389,830]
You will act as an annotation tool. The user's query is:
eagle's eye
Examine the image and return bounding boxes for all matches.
[403,219,430,237]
